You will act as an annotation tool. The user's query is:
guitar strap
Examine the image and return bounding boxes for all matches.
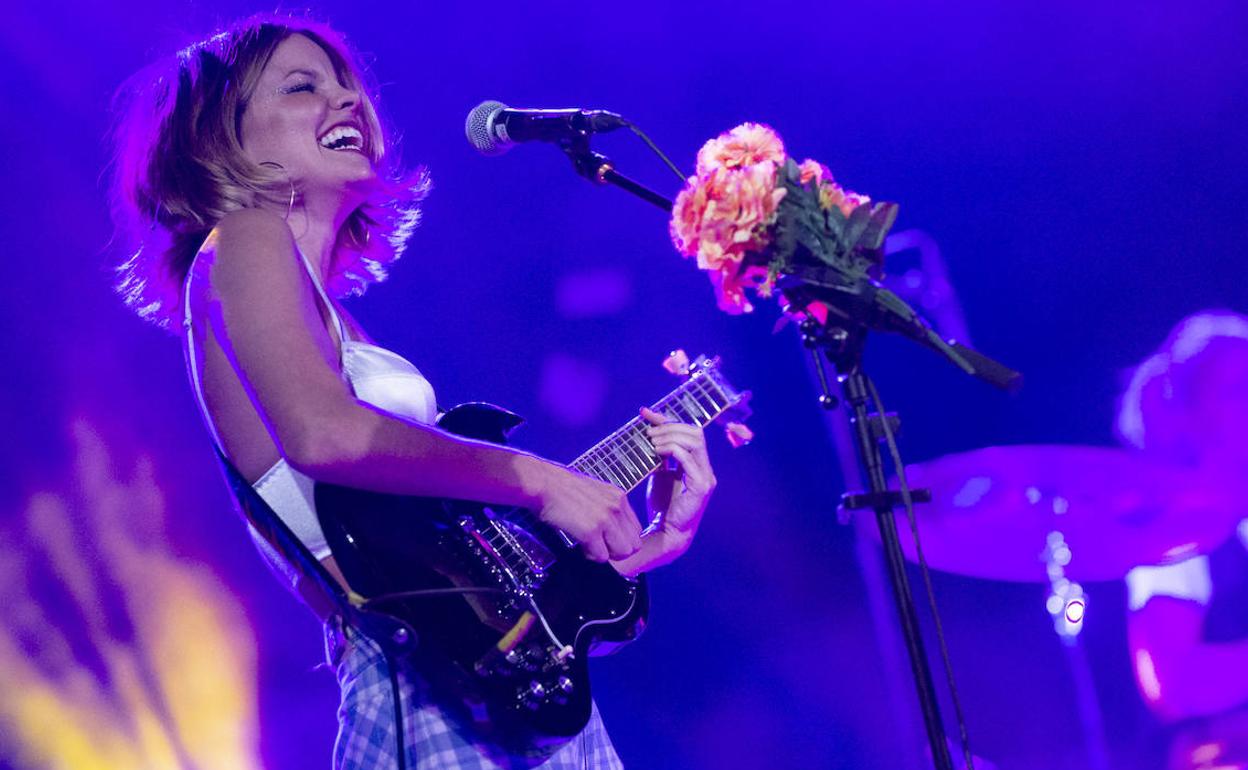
[212,447,354,622]
[213,448,413,770]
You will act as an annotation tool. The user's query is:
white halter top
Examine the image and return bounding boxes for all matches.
[183,242,438,568]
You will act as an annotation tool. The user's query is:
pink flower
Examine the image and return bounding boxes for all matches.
[708,264,770,314]
[798,159,830,186]
[671,164,786,273]
[724,421,755,448]
[818,181,871,218]
[670,122,878,319]
[798,157,870,217]
[670,176,711,256]
[696,123,786,176]
[842,190,871,213]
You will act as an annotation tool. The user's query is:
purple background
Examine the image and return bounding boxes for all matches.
[2,1,1246,767]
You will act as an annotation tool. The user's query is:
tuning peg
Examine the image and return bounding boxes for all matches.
[662,349,691,376]
[724,421,754,448]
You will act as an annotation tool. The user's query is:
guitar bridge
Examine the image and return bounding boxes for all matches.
[457,515,553,595]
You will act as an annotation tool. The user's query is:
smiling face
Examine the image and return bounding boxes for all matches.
[238,34,379,204]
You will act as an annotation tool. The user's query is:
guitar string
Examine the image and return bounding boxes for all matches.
[568,370,735,492]
[469,372,739,598]
[590,375,728,489]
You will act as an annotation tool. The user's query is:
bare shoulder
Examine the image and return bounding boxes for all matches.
[195,209,301,295]
[204,208,295,266]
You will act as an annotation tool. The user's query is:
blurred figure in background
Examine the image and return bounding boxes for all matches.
[1120,311,1248,770]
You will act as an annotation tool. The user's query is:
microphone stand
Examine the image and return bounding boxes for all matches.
[559,134,674,213]
[552,127,1023,769]
[802,318,957,770]
[784,274,1019,770]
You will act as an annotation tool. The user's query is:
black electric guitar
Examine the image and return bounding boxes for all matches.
[314,355,749,741]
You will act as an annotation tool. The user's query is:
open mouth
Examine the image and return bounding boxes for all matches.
[318,124,365,152]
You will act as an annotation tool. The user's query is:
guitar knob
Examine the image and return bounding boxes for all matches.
[547,674,575,705]
[519,680,547,710]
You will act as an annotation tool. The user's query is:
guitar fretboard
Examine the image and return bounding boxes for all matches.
[568,370,733,491]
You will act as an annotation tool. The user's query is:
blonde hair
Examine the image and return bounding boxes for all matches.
[109,13,430,331]
[1116,310,1248,455]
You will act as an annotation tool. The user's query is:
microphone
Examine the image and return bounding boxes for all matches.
[465,100,627,156]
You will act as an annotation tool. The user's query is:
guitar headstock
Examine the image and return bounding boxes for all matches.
[662,349,754,447]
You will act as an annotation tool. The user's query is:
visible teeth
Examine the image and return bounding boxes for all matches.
[319,125,364,150]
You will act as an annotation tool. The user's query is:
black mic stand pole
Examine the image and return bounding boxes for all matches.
[802,319,956,770]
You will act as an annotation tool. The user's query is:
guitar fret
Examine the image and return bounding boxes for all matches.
[605,445,632,483]
[609,431,652,488]
[595,451,627,488]
[613,444,642,479]
[575,450,599,477]
[625,435,655,471]
[568,363,738,492]
[624,439,653,474]
[584,449,611,480]
[692,377,723,416]
[658,397,686,423]
[635,435,660,468]
[681,392,710,423]
[585,459,615,487]
[634,433,660,464]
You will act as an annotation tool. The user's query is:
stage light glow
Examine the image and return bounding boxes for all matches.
[1190,741,1225,765]
[1163,541,1200,560]
[1134,649,1162,703]
[1064,598,1086,624]
[952,476,991,508]
[0,419,262,770]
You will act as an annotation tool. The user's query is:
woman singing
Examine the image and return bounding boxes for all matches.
[109,14,716,769]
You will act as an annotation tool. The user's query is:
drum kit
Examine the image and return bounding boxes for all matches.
[891,443,1242,584]
[877,443,1244,769]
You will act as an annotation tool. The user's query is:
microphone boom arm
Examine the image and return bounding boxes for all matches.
[559,135,674,213]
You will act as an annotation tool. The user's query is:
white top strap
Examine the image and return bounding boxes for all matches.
[181,239,348,454]
[182,255,227,452]
[295,247,350,347]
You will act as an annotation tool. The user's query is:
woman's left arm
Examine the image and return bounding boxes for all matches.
[610,407,717,577]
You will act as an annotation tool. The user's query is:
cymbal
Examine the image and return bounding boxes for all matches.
[874,445,1242,583]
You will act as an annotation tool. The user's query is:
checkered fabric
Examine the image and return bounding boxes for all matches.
[327,618,625,770]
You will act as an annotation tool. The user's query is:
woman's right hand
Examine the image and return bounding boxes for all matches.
[534,464,642,562]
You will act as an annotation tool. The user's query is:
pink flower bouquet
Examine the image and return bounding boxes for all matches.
[669,123,898,323]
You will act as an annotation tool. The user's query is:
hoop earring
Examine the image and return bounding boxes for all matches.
[259,161,297,220]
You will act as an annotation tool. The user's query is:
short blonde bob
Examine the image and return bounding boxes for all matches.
[109,13,430,331]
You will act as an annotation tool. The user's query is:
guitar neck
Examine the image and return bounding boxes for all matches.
[568,372,732,492]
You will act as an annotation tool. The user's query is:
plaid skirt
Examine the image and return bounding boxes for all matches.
[326,616,624,770]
